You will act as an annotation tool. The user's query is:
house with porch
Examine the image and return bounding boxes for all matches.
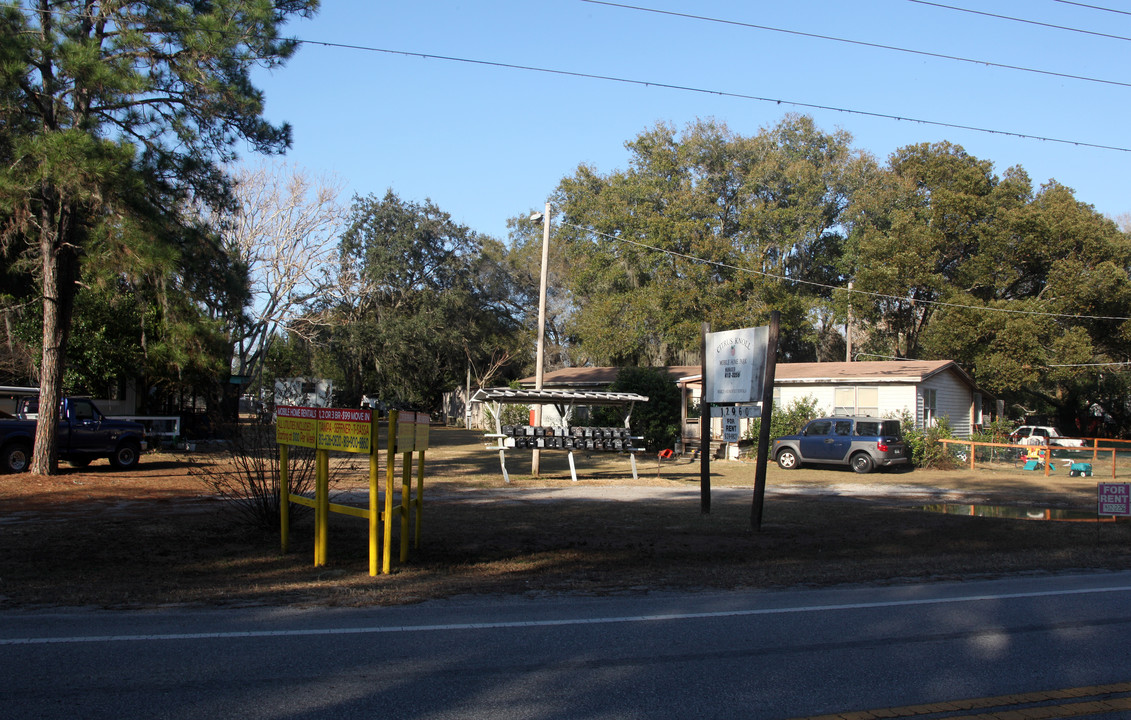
[518,359,990,449]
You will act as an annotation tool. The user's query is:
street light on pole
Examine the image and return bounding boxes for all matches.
[529,202,551,477]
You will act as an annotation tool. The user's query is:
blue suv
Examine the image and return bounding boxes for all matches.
[772,416,909,474]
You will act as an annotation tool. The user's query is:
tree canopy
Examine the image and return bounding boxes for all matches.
[848,143,1131,429]
[0,0,317,473]
[551,118,1131,433]
[556,115,869,366]
[207,161,346,390]
[306,191,527,409]
[4,15,1129,452]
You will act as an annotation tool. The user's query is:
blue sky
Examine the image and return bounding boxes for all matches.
[250,0,1131,241]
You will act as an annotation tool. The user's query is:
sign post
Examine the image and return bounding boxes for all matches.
[276,405,318,555]
[700,322,710,513]
[700,321,772,514]
[751,311,780,531]
[276,405,429,575]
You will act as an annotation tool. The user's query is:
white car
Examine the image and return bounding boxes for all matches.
[1010,425,1085,447]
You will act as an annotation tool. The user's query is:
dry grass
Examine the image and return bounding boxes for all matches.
[1,426,1128,609]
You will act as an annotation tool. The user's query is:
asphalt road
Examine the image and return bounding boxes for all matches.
[2,572,1131,719]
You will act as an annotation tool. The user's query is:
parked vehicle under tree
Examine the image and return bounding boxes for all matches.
[0,397,147,473]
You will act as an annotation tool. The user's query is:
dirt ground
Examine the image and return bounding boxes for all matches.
[1,427,1128,609]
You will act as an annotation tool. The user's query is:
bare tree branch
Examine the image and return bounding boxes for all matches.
[202,160,346,386]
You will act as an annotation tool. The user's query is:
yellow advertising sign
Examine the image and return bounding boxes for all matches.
[415,414,430,451]
[317,407,373,453]
[276,405,318,448]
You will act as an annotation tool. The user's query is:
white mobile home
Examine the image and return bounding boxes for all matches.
[768,360,987,436]
[517,360,989,445]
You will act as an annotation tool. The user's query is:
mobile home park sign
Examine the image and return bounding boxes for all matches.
[705,326,770,404]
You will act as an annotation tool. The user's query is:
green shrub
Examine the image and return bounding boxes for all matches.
[743,395,823,441]
[593,366,682,452]
[500,402,532,427]
[970,418,1015,463]
[971,418,1013,444]
[901,413,958,468]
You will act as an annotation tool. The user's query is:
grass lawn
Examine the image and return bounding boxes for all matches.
[1,426,1128,609]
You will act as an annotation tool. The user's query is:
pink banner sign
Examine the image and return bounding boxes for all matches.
[317,407,373,453]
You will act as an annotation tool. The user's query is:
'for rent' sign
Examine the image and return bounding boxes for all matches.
[1097,483,1131,517]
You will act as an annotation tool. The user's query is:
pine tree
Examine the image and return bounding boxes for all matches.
[0,1,317,474]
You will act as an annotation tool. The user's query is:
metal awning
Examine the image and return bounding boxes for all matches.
[470,388,648,406]
[0,386,39,396]
[471,387,649,483]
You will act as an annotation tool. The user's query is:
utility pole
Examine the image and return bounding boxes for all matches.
[531,202,551,477]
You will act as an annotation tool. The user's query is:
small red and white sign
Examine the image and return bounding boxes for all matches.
[1097,483,1131,517]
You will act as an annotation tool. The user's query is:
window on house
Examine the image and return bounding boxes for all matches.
[923,388,938,427]
[108,377,127,401]
[857,387,879,416]
[835,386,879,415]
[687,396,701,420]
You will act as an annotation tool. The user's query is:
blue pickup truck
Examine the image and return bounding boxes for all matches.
[0,397,147,473]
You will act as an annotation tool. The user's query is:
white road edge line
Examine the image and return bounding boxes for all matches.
[4,584,1130,646]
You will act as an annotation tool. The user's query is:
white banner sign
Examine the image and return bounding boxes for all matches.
[705,326,769,404]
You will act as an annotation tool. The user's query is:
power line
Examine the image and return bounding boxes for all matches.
[290,39,1131,153]
[581,0,1131,90]
[561,221,1131,322]
[13,4,1131,153]
[1054,1,1131,17]
[907,0,1131,42]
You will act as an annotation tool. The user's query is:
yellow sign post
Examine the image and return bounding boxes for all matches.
[276,406,430,575]
[277,405,317,556]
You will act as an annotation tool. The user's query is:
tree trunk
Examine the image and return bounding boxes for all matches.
[31,197,79,476]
